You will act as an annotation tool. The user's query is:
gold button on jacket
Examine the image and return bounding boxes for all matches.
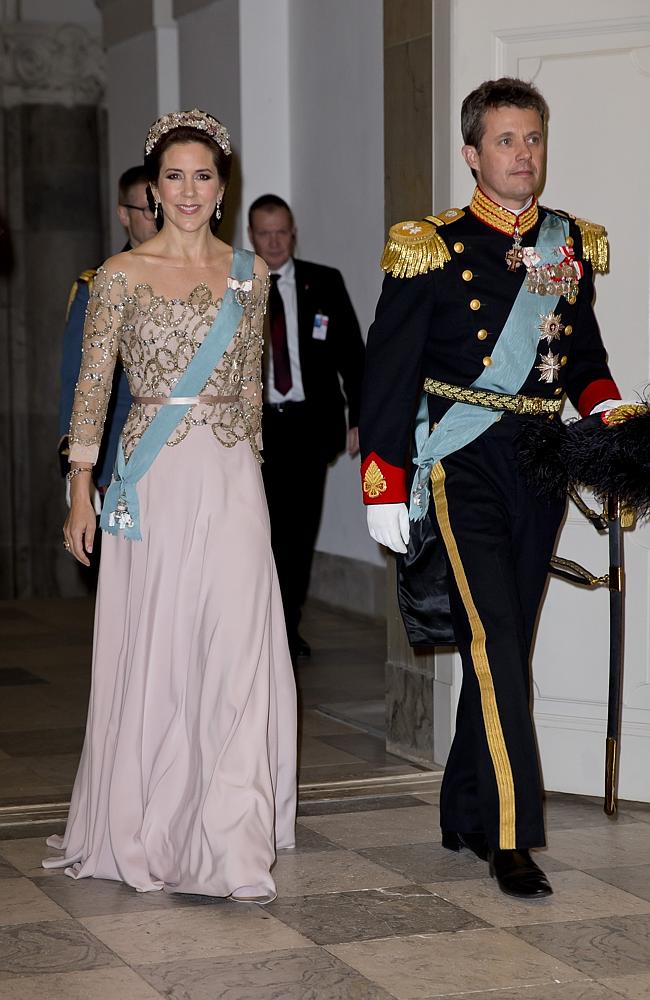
[470,298,481,311]
[462,269,473,282]
[453,241,464,253]
[482,356,492,367]
[477,329,488,341]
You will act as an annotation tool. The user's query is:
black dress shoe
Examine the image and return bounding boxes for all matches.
[441,830,489,862]
[488,849,553,898]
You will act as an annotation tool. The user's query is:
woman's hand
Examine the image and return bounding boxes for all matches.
[63,470,96,566]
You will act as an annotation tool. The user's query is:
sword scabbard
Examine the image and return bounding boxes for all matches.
[605,736,618,816]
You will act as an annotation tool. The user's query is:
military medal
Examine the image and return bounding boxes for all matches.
[539,311,564,343]
[505,225,524,271]
[536,350,561,383]
[108,494,134,530]
[524,243,583,303]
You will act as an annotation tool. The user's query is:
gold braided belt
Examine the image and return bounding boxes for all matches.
[423,378,562,417]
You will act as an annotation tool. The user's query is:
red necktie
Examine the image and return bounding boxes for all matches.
[269,273,292,395]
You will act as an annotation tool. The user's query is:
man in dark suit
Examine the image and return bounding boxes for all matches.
[248,194,365,659]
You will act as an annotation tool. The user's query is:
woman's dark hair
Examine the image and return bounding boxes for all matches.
[461,77,548,150]
[144,127,232,235]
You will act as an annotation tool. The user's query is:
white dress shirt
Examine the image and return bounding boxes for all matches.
[265,257,306,403]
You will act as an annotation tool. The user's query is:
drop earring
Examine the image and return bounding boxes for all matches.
[154,201,161,221]
[215,201,222,221]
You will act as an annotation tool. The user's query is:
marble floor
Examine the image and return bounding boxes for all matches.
[1,599,650,998]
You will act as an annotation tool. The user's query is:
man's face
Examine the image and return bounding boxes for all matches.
[462,105,545,210]
[248,207,295,271]
[117,180,157,247]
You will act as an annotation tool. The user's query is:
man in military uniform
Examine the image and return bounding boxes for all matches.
[359,78,621,898]
[58,166,157,495]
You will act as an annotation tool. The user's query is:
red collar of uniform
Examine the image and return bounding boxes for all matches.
[469,186,538,237]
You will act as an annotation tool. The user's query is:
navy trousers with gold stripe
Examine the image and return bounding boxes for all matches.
[431,415,566,850]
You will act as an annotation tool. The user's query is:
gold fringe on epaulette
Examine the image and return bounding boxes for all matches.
[380,228,451,279]
[65,281,79,321]
[575,219,609,274]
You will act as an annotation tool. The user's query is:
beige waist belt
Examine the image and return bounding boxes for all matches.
[133,394,240,405]
[423,378,562,416]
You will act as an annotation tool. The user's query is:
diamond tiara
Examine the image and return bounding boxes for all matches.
[144,108,231,157]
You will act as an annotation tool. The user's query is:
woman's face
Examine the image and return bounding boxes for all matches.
[153,141,224,233]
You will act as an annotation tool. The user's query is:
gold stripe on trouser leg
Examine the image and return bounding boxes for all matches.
[430,462,516,849]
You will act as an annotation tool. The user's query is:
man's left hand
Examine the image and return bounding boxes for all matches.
[590,399,647,424]
[347,427,359,457]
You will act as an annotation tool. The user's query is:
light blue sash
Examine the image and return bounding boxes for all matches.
[410,212,568,520]
[100,248,255,540]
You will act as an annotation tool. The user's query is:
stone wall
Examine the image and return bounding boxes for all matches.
[0,19,106,597]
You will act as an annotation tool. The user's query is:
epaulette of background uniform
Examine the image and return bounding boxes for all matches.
[551,209,609,274]
[65,266,98,321]
[380,208,464,279]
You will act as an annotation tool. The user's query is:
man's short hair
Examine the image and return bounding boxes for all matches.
[461,77,549,150]
[118,165,148,203]
[248,193,294,229]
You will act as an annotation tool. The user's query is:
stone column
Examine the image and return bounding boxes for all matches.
[382,1,458,768]
[382,0,435,766]
[383,0,432,229]
[0,19,106,597]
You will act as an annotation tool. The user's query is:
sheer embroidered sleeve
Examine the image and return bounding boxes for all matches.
[239,270,268,456]
[68,267,127,465]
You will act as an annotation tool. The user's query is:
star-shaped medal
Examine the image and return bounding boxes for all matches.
[536,350,561,384]
[538,312,564,344]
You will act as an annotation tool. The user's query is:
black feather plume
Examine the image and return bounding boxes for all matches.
[563,407,650,518]
[517,416,569,500]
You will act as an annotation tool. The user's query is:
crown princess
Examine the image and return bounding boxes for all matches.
[144,108,231,157]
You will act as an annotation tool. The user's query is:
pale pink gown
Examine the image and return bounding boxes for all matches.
[44,266,297,899]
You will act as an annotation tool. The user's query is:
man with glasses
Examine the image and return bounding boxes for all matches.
[58,166,157,503]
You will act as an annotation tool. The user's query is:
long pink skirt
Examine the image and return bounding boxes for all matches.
[44,426,297,898]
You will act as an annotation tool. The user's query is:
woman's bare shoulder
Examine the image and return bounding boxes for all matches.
[252,253,269,282]
[98,251,134,281]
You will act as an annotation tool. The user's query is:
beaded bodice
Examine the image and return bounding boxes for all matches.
[68,264,268,465]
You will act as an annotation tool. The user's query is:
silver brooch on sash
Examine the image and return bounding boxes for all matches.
[227,276,253,307]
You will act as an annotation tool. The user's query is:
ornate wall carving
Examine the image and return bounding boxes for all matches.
[0,21,105,106]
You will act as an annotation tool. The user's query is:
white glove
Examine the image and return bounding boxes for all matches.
[590,398,630,415]
[367,503,410,554]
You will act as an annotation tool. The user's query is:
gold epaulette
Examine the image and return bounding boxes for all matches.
[574,218,609,274]
[65,267,98,321]
[381,219,452,279]
[424,208,464,227]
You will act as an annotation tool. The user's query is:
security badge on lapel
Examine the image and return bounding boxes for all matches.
[312,313,329,340]
[506,234,582,305]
